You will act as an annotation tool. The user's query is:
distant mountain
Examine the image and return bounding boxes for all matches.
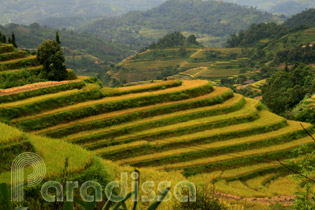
[81,0,280,48]
[269,1,310,16]
[223,0,314,16]
[0,0,167,25]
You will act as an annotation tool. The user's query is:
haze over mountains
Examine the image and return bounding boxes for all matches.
[1,0,314,26]
[225,0,315,16]
[0,0,166,25]
[80,0,280,48]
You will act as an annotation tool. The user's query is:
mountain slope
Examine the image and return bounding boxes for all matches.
[224,0,315,16]
[283,8,315,28]
[1,75,314,202]
[0,0,167,25]
[82,0,281,48]
[0,23,134,76]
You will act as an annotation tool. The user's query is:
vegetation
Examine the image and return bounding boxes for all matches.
[226,22,290,47]
[1,70,315,209]
[143,32,202,51]
[275,44,315,64]
[0,24,134,77]
[37,40,68,81]
[284,8,315,28]
[82,0,279,48]
[0,0,167,25]
[262,64,315,116]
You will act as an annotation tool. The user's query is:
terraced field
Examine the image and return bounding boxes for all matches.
[110,47,251,83]
[0,44,44,89]
[1,76,314,201]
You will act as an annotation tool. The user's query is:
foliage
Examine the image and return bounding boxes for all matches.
[226,22,289,47]
[293,184,315,210]
[284,8,315,28]
[0,67,45,89]
[0,23,133,71]
[296,108,315,124]
[83,0,277,47]
[275,44,315,64]
[173,187,226,210]
[143,32,202,51]
[37,40,68,81]
[262,64,315,115]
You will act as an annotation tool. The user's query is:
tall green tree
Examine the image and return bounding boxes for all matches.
[37,40,68,81]
[262,63,315,115]
[56,31,61,45]
[11,32,17,48]
[0,32,6,43]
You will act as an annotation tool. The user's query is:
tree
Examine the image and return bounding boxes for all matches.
[7,37,12,44]
[262,64,315,115]
[56,31,61,44]
[37,40,68,81]
[187,35,199,46]
[11,32,17,48]
[0,32,6,43]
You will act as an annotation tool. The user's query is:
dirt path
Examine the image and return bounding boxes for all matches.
[215,192,295,205]
[0,80,80,96]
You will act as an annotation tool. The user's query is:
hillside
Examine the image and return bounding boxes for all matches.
[0,24,134,77]
[283,8,315,28]
[0,0,167,25]
[103,46,251,85]
[82,0,281,48]
[1,45,315,208]
[224,0,315,16]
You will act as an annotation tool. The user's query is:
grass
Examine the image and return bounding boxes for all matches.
[41,87,232,140]
[0,122,24,144]
[0,44,14,54]
[106,99,259,146]
[0,65,42,74]
[96,110,288,161]
[63,90,241,142]
[151,110,286,147]
[0,51,27,62]
[0,80,85,103]
[0,83,103,119]
[15,80,208,123]
[116,120,309,166]
[154,136,313,171]
[1,72,314,201]
[0,133,94,184]
[0,56,38,71]
[15,81,212,131]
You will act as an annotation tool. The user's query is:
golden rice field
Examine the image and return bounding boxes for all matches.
[1,72,314,208]
[111,47,251,82]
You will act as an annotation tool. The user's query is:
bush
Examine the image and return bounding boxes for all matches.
[0,67,44,89]
[173,187,227,210]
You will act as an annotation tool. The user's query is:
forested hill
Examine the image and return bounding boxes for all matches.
[0,23,133,68]
[0,0,166,25]
[283,8,315,28]
[223,0,315,16]
[81,0,280,48]
[226,8,315,48]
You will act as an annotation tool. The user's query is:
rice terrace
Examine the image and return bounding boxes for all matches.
[1,1,315,210]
